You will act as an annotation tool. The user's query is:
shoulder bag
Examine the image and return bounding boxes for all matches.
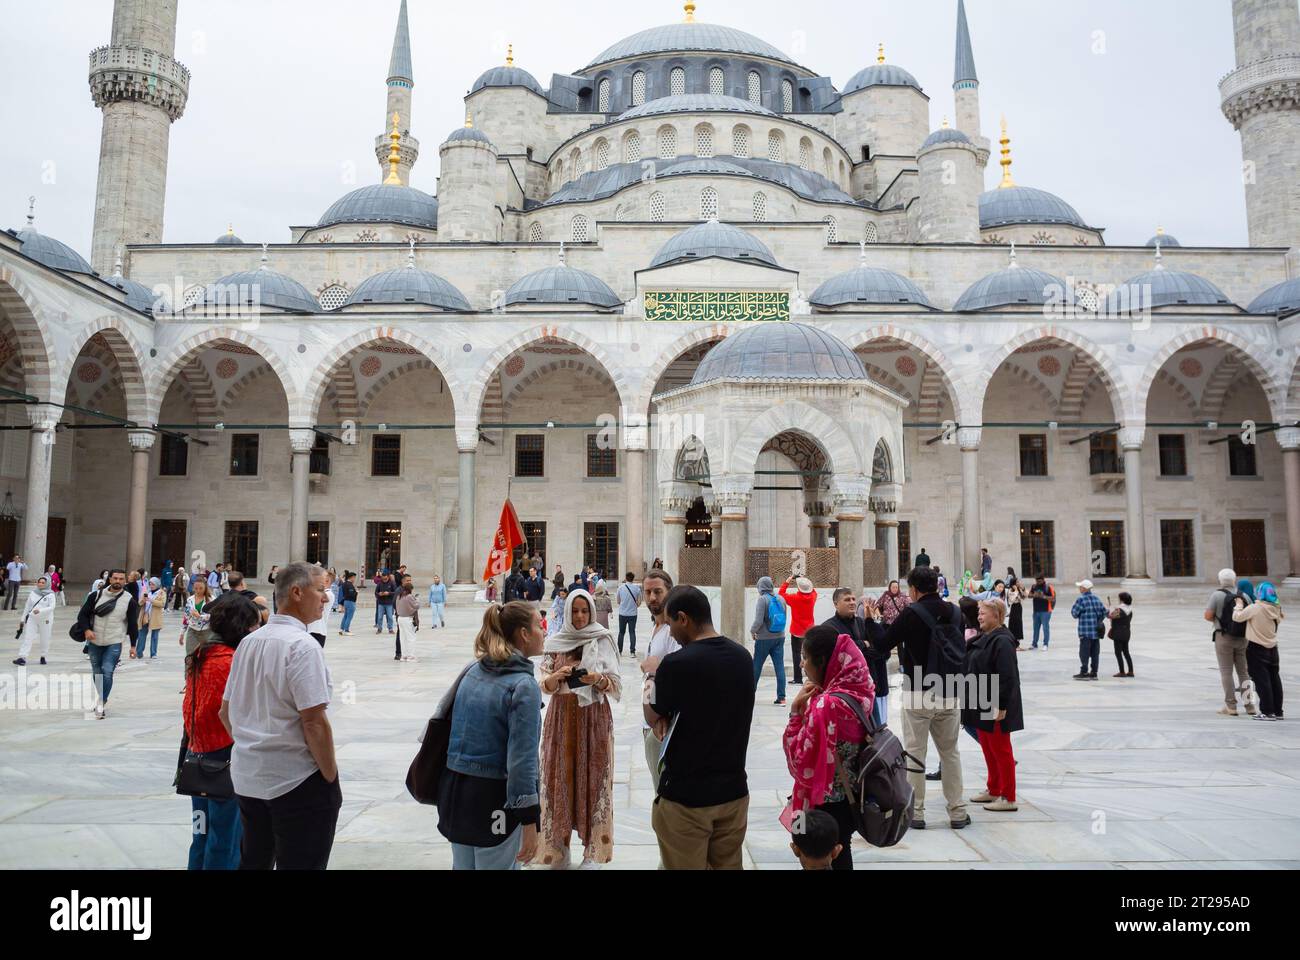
[406,661,476,806]
[175,652,234,799]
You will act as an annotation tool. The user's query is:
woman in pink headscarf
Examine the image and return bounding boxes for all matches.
[782,624,875,870]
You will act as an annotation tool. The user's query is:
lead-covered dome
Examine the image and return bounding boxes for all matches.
[1106,269,1233,311]
[215,227,244,245]
[200,267,319,313]
[810,265,933,309]
[1248,277,1300,317]
[585,22,796,69]
[953,263,1070,311]
[443,124,493,146]
[921,127,971,150]
[504,265,622,309]
[980,186,1086,229]
[317,184,439,230]
[16,227,94,275]
[650,219,779,269]
[1146,231,1181,248]
[471,64,544,96]
[690,323,866,385]
[109,275,158,314]
[843,63,922,94]
[344,267,471,311]
[617,94,775,121]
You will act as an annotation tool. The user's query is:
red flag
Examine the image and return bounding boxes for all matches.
[483,499,525,582]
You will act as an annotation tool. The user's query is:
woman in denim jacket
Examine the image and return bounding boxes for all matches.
[438,601,545,869]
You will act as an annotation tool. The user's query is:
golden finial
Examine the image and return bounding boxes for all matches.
[465,111,473,129]
[226,223,235,237]
[942,116,950,129]
[998,116,1015,189]
[877,43,886,64]
[506,43,514,67]
[384,111,402,185]
[1156,225,1165,236]
[684,2,696,23]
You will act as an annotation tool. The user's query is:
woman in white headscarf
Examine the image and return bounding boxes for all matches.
[536,588,622,868]
[12,575,56,666]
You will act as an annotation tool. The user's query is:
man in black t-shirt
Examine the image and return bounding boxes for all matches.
[642,585,754,870]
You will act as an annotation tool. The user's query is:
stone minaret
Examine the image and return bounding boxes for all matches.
[1221,0,1300,252]
[374,0,419,185]
[916,123,983,243]
[88,0,190,275]
[953,0,990,168]
[437,116,501,241]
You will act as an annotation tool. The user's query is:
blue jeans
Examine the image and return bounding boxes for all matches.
[377,604,395,631]
[872,695,888,728]
[340,600,356,633]
[142,628,160,657]
[429,602,445,628]
[87,643,122,704]
[1032,611,1052,647]
[753,638,787,700]
[188,773,242,870]
[1079,636,1100,675]
[451,826,523,870]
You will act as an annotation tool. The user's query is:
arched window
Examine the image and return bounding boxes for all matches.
[700,186,718,220]
[594,139,611,171]
[747,71,761,105]
[863,222,879,244]
[571,215,590,242]
[781,79,794,113]
[695,123,714,157]
[318,284,350,310]
[732,125,750,158]
[669,66,685,97]
[798,138,812,170]
[752,191,767,222]
[597,78,611,112]
[623,130,642,163]
[528,222,544,243]
[658,126,677,159]
[650,191,667,221]
[709,66,725,96]
[631,71,646,106]
[823,147,833,176]
[767,131,784,162]
[182,284,205,309]
[569,148,582,176]
[823,216,837,243]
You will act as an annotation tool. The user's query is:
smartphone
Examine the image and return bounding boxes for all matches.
[565,668,589,690]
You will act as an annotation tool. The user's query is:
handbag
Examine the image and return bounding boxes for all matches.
[175,652,234,799]
[405,661,475,806]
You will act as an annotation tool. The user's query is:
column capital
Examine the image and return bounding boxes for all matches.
[25,404,59,432]
[957,426,982,451]
[456,429,479,453]
[289,429,316,454]
[128,430,157,452]
[803,499,833,520]
[623,424,650,452]
[1120,423,1146,451]
[831,474,871,516]
[1277,426,1300,451]
[658,480,695,515]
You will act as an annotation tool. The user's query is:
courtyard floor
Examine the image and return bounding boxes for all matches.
[1,593,1298,870]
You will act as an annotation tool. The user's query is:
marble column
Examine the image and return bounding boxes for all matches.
[1120,424,1152,583]
[715,481,751,646]
[1278,427,1300,585]
[873,482,902,582]
[125,431,156,571]
[21,405,58,577]
[659,481,694,578]
[288,429,315,563]
[832,475,871,600]
[707,498,722,547]
[804,497,832,548]
[456,436,477,583]
[958,427,983,574]
[625,441,647,579]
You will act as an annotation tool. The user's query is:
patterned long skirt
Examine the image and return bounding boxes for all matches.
[537,693,615,866]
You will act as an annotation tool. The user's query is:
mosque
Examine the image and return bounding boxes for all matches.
[2,0,1299,638]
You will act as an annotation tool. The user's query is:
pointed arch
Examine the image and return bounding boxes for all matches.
[1200,355,1244,420]
[176,356,221,423]
[1136,326,1283,422]
[729,401,862,479]
[0,266,58,402]
[358,358,439,417]
[149,327,299,423]
[63,316,151,424]
[841,325,967,425]
[975,326,1125,424]
[636,324,734,415]
[502,357,616,415]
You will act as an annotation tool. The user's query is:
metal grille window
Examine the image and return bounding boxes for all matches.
[624,131,641,163]
[571,215,589,242]
[1160,519,1196,577]
[230,434,259,477]
[597,78,610,112]
[823,216,837,243]
[528,222,543,243]
[318,284,349,310]
[159,434,188,476]
[864,223,879,243]
[586,434,617,477]
[695,125,713,157]
[371,434,401,476]
[1019,434,1048,477]
[709,66,724,96]
[594,140,611,170]
[798,140,812,170]
[1019,520,1056,579]
[700,187,718,220]
[669,67,685,96]
[1089,520,1126,579]
[650,191,667,221]
[747,71,761,105]
[658,126,677,159]
[1228,436,1258,477]
[1158,434,1188,476]
[897,520,912,581]
[767,132,783,162]
[732,126,750,157]
[631,71,646,106]
[513,521,547,566]
[781,79,794,112]
[307,521,330,567]
[365,521,402,573]
[515,434,545,477]
[223,521,259,579]
[752,191,767,221]
[310,435,331,475]
[1089,432,1121,475]
[584,522,619,580]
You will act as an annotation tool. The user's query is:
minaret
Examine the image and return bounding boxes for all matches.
[374,0,419,185]
[953,0,990,168]
[1221,0,1300,252]
[88,0,190,275]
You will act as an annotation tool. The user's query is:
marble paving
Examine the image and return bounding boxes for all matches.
[1,592,1297,870]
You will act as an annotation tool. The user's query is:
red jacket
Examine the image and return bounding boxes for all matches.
[183,644,234,754]
[778,582,819,637]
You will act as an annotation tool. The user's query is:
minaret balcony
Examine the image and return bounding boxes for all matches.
[1220,53,1300,127]
[89,44,191,120]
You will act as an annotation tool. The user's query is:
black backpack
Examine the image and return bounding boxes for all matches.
[828,693,920,848]
[907,601,968,696]
[1215,588,1247,639]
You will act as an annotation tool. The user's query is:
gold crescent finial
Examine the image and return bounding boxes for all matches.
[998,115,1015,189]
[384,112,403,185]
[877,43,886,64]
[942,116,950,129]
[684,2,696,23]
[506,43,514,67]
[465,111,473,128]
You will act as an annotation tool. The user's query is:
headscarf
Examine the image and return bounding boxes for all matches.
[31,578,52,600]
[1257,582,1279,606]
[783,635,876,814]
[1237,579,1257,604]
[543,589,622,707]
[877,582,910,624]
[980,571,994,592]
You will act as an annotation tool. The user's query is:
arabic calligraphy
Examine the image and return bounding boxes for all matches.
[644,291,790,322]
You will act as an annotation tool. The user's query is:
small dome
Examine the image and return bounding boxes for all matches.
[586,22,796,70]
[317,184,438,230]
[109,275,158,314]
[344,267,471,311]
[1146,232,1181,248]
[201,268,319,313]
[16,228,93,274]
[980,186,1086,229]
[843,63,922,95]
[650,219,778,269]
[810,266,932,309]
[443,124,494,146]
[1248,277,1300,317]
[215,230,244,245]
[953,264,1070,311]
[1107,269,1233,311]
[617,94,775,122]
[470,64,544,96]
[690,323,867,385]
[504,265,622,309]
[921,127,971,150]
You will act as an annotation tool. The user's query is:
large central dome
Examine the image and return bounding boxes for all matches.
[585,22,795,70]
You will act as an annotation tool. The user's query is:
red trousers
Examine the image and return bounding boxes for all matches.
[977,723,1016,802]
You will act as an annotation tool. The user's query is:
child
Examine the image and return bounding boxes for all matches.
[790,809,842,870]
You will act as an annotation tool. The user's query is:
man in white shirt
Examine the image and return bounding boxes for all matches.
[637,570,678,790]
[5,554,27,610]
[220,561,340,870]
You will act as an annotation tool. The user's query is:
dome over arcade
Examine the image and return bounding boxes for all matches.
[344,265,471,311]
[109,275,158,314]
[471,64,544,96]
[810,263,933,309]
[979,185,1087,229]
[1247,277,1300,317]
[201,264,320,314]
[1107,267,1234,311]
[317,184,439,231]
[690,323,867,385]
[617,94,776,122]
[953,256,1070,312]
[443,122,493,146]
[504,262,622,309]
[585,18,796,70]
[650,219,779,269]
[15,225,94,275]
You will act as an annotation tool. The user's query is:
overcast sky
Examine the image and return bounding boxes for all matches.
[0,0,1250,253]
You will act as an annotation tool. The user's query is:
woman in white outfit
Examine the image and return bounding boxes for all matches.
[13,575,57,666]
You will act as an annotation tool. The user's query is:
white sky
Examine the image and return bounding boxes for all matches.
[0,0,1249,253]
